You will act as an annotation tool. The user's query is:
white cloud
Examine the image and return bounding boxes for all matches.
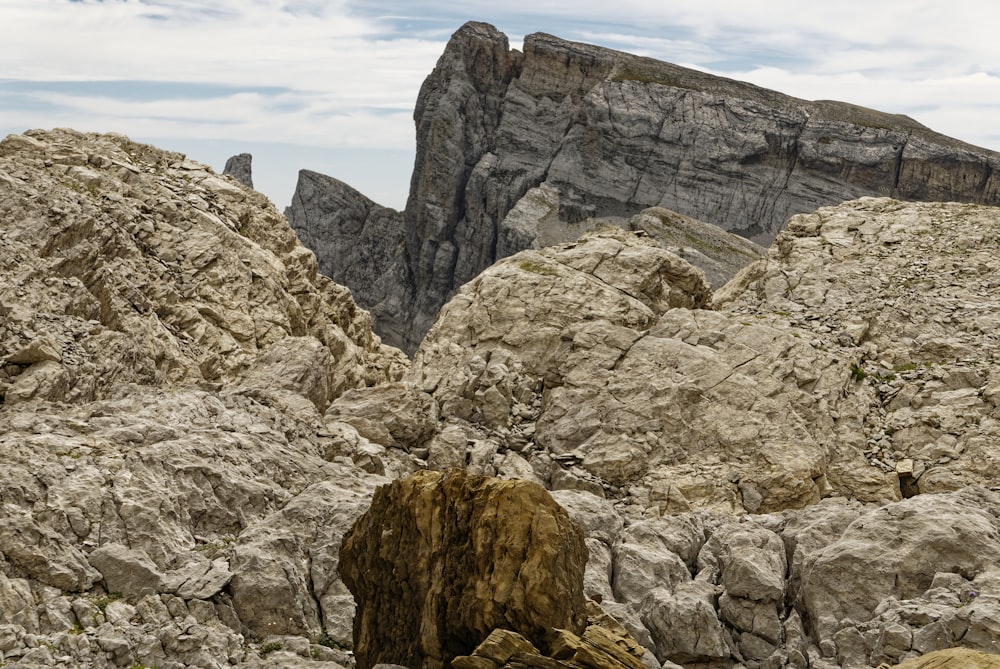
[4,89,415,149]
[2,0,440,101]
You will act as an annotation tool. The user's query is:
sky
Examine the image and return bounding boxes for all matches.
[4,1,1000,212]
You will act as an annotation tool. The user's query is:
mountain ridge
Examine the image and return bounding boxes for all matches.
[288,21,1000,353]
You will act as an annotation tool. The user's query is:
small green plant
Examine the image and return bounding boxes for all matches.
[70,622,84,635]
[318,630,344,650]
[94,592,122,614]
[850,362,867,382]
[518,260,559,276]
[260,641,283,657]
[611,64,698,90]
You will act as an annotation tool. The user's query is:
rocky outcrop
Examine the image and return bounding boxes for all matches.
[0,128,408,667]
[452,609,650,669]
[285,170,411,346]
[497,185,766,290]
[223,153,253,188]
[288,21,1000,352]
[0,129,405,407]
[622,207,766,289]
[409,226,871,512]
[3,127,1000,669]
[404,199,1000,512]
[339,470,589,669]
[716,197,1000,496]
[330,198,1000,667]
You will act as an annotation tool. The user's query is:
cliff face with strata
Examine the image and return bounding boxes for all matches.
[288,21,1000,353]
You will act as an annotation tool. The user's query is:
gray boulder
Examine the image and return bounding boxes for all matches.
[88,543,164,600]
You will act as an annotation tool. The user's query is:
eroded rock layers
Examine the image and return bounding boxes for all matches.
[288,21,1000,352]
[0,129,409,668]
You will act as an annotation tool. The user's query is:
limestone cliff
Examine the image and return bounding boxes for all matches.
[288,21,1000,353]
[285,170,412,346]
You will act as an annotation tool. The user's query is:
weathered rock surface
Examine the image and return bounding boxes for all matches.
[223,153,253,188]
[351,199,1000,667]
[716,197,1000,497]
[289,21,1000,352]
[409,226,874,513]
[0,128,407,667]
[888,648,1000,668]
[497,185,766,290]
[451,608,650,669]
[339,470,589,669]
[285,170,411,346]
[0,129,405,408]
[402,198,1000,514]
[3,126,1000,669]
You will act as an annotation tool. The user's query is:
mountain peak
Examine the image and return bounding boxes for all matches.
[289,25,1000,354]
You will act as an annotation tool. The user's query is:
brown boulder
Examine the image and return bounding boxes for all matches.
[339,470,589,669]
[888,648,1000,668]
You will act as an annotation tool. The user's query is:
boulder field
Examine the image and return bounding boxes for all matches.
[0,129,998,668]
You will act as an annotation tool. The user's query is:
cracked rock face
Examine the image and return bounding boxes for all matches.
[341,199,1000,667]
[339,470,589,669]
[0,129,406,408]
[0,128,408,668]
[288,21,1000,353]
[717,197,1000,496]
[3,126,1000,669]
[888,648,1000,668]
[410,226,876,513]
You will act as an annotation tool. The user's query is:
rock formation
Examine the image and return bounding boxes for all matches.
[450,610,650,669]
[339,470,589,669]
[285,170,410,346]
[888,648,1000,669]
[0,130,404,406]
[223,153,253,188]
[494,189,766,290]
[332,199,1000,668]
[2,125,1000,669]
[288,21,1000,352]
[0,129,407,668]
